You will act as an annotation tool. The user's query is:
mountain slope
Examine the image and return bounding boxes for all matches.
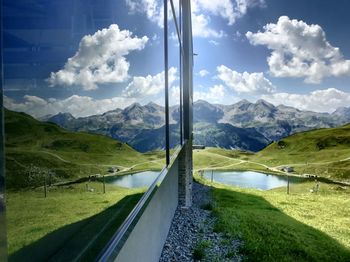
[41,99,350,152]
[5,110,147,189]
[253,123,350,181]
[193,122,269,152]
[219,99,342,140]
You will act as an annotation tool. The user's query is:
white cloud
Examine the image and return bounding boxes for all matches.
[125,0,164,27]
[169,85,180,105]
[246,16,350,83]
[4,95,137,118]
[217,65,276,94]
[192,0,265,26]
[194,85,237,104]
[126,0,264,38]
[169,84,236,105]
[48,24,148,90]
[233,30,242,41]
[198,69,210,77]
[262,88,350,113]
[191,13,226,38]
[209,40,219,46]
[123,67,177,98]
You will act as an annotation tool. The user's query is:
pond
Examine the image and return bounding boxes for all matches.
[107,171,160,188]
[202,170,307,190]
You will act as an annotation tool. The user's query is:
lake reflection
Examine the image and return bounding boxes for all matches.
[203,170,306,190]
[108,171,160,188]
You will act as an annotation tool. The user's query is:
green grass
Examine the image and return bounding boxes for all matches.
[196,175,350,262]
[4,110,164,261]
[5,109,163,189]
[193,123,350,183]
[193,239,212,260]
[6,109,350,262]
[193,132,350,261]
[6,182,144,261]
[252,124,350,181]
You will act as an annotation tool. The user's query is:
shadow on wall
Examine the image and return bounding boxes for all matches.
[9,193,143,262]
[0,209,7,261]
[213,188,350,262]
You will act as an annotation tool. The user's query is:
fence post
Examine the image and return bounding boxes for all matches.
[103,175,106,194]
[44,176,47,198]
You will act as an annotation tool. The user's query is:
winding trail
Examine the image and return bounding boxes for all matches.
[196,150,350,178]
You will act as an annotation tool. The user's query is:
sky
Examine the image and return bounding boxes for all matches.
[3,0,350,117]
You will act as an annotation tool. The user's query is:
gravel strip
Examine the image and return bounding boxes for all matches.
[159,182,242,262]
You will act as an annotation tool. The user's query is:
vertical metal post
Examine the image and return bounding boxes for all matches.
[178,0,193,208]
[179,0,183,145]
[164,0,170,166]
[182,0,193,140]
[0,0,8,257]
[44,176,47,198]
[103,175,106,194]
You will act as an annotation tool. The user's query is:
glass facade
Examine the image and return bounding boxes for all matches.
[0,0,190,260]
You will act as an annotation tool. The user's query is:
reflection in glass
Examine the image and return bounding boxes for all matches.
[3,0,166,260]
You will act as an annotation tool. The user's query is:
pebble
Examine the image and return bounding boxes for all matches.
[159,182,243,262]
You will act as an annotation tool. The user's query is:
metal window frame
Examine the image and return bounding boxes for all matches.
[0,0,8,260]
[97,0,193,260]
[165,0,186,166]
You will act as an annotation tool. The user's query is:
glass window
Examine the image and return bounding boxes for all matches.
[2,0,171,260]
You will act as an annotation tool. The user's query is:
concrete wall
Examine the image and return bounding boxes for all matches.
[114,158,179,262]
[178,140,193,207]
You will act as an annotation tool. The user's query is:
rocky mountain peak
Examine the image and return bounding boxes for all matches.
[47,112,75,126]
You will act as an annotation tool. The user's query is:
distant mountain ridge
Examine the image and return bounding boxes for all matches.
[40,100,350,152]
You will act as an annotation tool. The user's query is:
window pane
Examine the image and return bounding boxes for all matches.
[4,0,165,260]
[169,0,182,155]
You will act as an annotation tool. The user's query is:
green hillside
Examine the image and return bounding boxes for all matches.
[5,110,164,259]
[193,124,350,182]
[252,124,350,181]
[5,109,162,189]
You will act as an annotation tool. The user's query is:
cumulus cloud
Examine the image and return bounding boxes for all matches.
[48,24,148,90]
[217,65,276,94]
[4,95,136,118]
[126,0,264,38]
[191,13,226,38]
[126,0,164,27]
[198,69,210,77]
[194,84,226,102]
[123,67,177,98]
[193,0,265,26]
[262,88,350,113]
[246,16,350,83]
[193,85,238,104]
[169,84,235,105]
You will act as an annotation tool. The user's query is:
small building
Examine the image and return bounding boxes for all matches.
[281,166,294,173]
[107,167,120,173]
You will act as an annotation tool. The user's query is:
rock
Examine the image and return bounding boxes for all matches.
[159,182,243,262]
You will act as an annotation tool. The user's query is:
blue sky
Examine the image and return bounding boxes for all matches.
[3,0,350,117]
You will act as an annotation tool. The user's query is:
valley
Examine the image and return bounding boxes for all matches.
[41,99,350,152]
[4,108,350,261]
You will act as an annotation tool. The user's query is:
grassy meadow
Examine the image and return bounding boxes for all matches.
[5,110,162,260]
[5,109,164,189]
[195,175,350,262]
[193,124,350,183]
[7,182,145,261]
[193,131,350,261]
[4,109,350,261]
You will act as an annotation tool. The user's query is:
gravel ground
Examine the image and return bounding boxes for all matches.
[159,182,242,262]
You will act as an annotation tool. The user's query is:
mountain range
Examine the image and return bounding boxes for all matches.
[41,99,350,152]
